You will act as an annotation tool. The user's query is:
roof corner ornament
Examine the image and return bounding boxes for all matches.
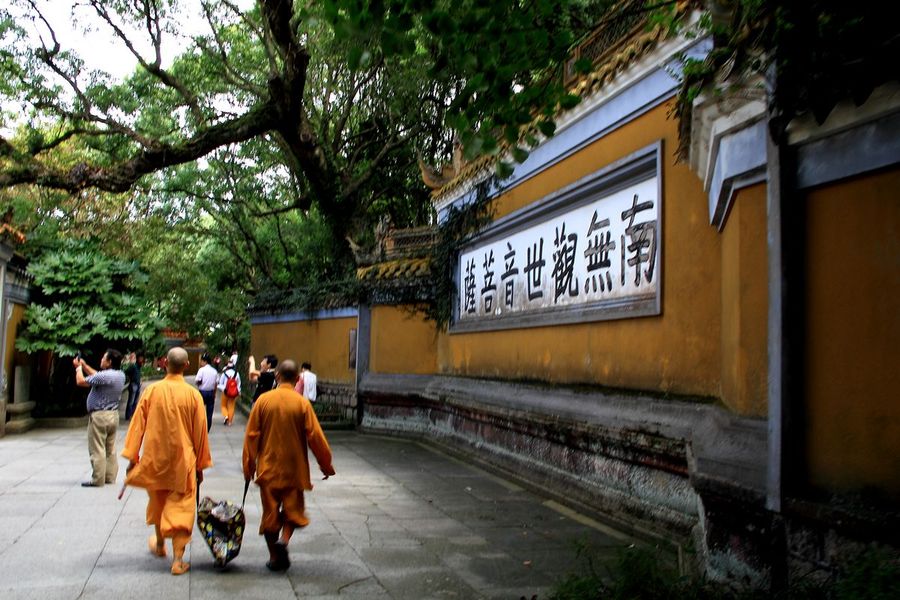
[418,138,465,190]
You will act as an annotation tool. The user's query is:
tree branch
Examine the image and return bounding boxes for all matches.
[343,126,419,200]
[257,193,311,217]
[331,57,384,156]
[0,102,279,193]
[199,1,269,96]
[88,0,205,124]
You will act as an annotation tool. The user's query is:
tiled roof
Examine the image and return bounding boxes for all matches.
[0,222,26,245]
[357,257,431,282]
[430,19,670,204]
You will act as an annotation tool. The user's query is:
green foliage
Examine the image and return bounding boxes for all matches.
[2,0,622,346]
[833,548,900,600]
[424,176,495,327]
[0,0,620,313]
[250,278,364,315]
[550,544,900,600]
[669,1,900,156]
[16,238,160,356]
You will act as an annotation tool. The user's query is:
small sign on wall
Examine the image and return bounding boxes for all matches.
[453,143,662,332]
[349,328,357,370]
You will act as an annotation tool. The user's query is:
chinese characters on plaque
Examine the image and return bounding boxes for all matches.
[457,176,659,323]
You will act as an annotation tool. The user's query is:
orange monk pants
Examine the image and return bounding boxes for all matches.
[258,486,308,534]
[146,488,195,543]
[221,393,237,423]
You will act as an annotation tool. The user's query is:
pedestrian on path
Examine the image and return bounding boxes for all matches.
[74,349,126,488]
[121,347,212,576]
[123,351,145,420]
[293,361,317,402]
[242,359,335,571]
[194,353,218,431]
[218,360,241,426]
[249,353,277,405]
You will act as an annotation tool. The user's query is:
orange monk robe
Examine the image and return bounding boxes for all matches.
[242,383,334,531]
[122,374,213,538]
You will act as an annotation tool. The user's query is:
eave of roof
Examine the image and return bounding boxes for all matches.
[356,256,431,282]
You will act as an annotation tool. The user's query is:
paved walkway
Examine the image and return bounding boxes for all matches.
[0,404,636,599]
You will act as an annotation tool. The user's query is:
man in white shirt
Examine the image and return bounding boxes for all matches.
[194,354,219,431]
[296,362,317,403]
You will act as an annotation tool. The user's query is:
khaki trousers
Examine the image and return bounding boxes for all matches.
[221,393,237,424]
[88,410,119,485]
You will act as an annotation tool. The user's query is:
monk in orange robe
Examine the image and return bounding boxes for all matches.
[122,347,212,575]
[242,359,335,571]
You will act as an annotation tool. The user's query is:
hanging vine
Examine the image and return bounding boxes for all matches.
[424,176,497,327]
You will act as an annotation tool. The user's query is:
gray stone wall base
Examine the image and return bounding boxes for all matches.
[317,381,356,423]
[5,401,37,434]
[4,416,36,434]
[358,373,770,580]
[35,416,89,429]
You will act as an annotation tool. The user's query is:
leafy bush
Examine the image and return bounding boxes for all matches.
[550,544,900,600]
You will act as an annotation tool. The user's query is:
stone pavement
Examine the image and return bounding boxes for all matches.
[0,405,638,599]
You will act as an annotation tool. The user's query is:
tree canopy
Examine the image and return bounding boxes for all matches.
[15,238,160,356]
[0,0,610,265]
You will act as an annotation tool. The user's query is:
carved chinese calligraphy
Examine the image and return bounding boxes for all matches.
[453,146,661,331]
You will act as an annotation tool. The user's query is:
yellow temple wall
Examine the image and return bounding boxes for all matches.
[369,305,438,375]
[719,183,769,417]
[803,167,900,497]
[251,317,357,384]
[437,101,738,402]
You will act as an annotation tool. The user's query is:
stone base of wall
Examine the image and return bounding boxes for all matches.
[358,374,900,588]
[35,416,89,428]
[317,381,356,422]
[358,373,773,581]
[5,400,36,434]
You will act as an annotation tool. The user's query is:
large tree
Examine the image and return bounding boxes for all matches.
[0,0,607,265]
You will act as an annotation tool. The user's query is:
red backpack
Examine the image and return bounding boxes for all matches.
[224,370,239,397]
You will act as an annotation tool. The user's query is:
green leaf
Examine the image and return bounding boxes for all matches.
[559,93,581,110]
[511,146,529,163]
[495,160,514,179]
[347,46,366,70]
[574,57,593,75]
[537,120,556,137]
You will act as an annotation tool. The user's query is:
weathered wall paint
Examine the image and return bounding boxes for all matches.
[370,306,438,375]
[804,167,900,497]
[720,183,769,417]
[438,102,725,398]
[251,317,357,384]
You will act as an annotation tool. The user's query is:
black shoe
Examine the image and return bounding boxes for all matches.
[81,481,101,487]
[275,540,290,569]
[266,542,290,571]
[266,558,289,572]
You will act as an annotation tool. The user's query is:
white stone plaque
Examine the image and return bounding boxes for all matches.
[453,145,661,331]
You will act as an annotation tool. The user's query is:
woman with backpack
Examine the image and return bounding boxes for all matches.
[218,361,241,426]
